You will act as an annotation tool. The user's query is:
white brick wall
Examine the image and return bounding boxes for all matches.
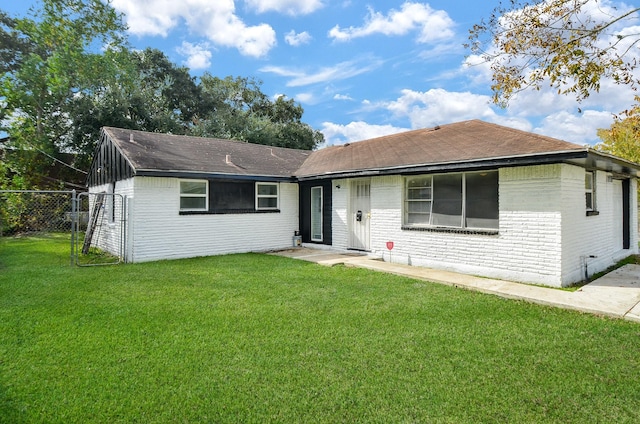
[89,179,133,259]
[90,164,638,287]
[560,166,639,283]
[94,177,300,263]
[333,164,638,287]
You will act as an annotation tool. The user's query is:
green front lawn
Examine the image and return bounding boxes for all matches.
[1,236,639,423]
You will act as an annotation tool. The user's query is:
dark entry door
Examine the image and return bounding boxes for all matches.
[299,180,332,245]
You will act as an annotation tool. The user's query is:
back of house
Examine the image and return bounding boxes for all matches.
[87,120,640,287]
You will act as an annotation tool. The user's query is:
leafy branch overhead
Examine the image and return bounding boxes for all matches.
[467,0,640,106]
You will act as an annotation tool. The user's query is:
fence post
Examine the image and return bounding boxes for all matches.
[70,189,76,266]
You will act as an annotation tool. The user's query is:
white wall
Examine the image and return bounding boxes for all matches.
[88,179,133,259]
[559,167,638,283]
[332,164,638,287]
[125,177,300,262]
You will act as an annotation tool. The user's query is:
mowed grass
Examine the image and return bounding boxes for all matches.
[1,236,639,423]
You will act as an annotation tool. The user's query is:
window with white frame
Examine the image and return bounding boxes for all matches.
[256,182,279,210]
[585,171,595,211]
[180,180,208,211]
[404,171,498,230]
[405,176,432,225]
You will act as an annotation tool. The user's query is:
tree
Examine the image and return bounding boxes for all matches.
[0,0,128,188]
[67,47,203,169]
[467,0,640,106]
[595,97,640,164]
[0,11,31,75]
[2,1,322,190]
[193,75,323,150]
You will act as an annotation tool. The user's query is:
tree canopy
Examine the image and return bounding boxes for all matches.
[0,0,128,189]
[1,0,323,190]
[596,97,640,164]
[467,0,640,107]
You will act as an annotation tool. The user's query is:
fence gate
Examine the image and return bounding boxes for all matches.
[0,190,126,266]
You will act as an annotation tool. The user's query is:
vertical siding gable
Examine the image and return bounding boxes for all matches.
[87,131,135,187]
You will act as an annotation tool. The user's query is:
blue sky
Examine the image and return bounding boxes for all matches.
[4,0,640,147]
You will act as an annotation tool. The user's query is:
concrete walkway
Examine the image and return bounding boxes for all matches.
[272,248,640,323]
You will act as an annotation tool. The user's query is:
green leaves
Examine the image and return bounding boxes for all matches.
[468,0,640,106]
[1,1,322,190]
[1,0,128,189]
[596,97,640,165]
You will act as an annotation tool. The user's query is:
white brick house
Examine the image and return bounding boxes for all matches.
[87,121,639,287]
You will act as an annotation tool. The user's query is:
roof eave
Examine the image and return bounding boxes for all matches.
[134,169,297,182]
[296,150,589,181]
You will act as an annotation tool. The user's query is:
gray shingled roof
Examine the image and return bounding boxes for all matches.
[103,127,311,179]
[295,120,589,178]
[98,120,640,182]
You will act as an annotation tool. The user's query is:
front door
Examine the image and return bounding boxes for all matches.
[349,179,371,250]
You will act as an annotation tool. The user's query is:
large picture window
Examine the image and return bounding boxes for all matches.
[404,171,498,230]
[210,180,254,212]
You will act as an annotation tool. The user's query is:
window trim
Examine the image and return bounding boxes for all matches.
[179,179,209,212]
[405,176,432,227]
[255,182,279,211]
[403,171,499,231]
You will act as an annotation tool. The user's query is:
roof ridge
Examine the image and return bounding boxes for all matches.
[102,126,312,154]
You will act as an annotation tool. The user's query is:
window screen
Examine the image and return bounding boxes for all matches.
[432,174,463,227]
[210,181,254,211]
[465,172,498,229]
[404,171,498,230]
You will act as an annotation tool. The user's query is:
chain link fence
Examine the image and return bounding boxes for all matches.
[0,190,75,236]
[1,190,126,265]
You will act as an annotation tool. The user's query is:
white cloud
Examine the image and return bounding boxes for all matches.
[245,0,324,15]
[295,92,315,103]
[334,94,354,101]
[328,2,455,43]
[320,121,408,146]
[385,88,499,128]
[110,0,178,36]
[260,58,383,87]
[177,41,212,69]
[535,110,615,145]
[112,0,276,57]
[285,30,312,46]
